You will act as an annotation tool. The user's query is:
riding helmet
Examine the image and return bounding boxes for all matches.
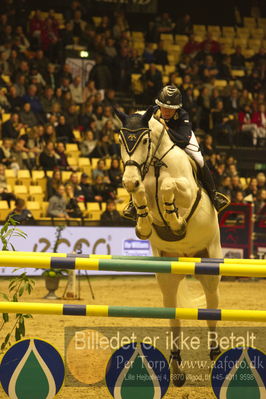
[155,85,182,109]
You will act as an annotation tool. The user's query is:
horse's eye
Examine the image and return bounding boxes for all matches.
[143,138,148,145]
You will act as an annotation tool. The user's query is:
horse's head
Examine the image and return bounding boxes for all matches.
[114,106,154,193]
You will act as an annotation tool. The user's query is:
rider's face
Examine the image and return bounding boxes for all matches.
[160,107,176,120]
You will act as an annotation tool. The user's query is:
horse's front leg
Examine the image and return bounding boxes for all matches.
[132,184,153,239]
[161,177,192,235]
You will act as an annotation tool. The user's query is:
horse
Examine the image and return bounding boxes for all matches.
[114,106,222,386]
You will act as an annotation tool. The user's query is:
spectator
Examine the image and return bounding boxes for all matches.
[46,169,63,200]
[200,33,220,54]
[65,184,83,218]
[238,104,258,146]
[79,130,98,158]
[93,174,115,202]
[79,172,95,202]
[7,85,22,112]
[55,142,70,170]
[141,63,163,105]
[153,40,169,66]
[233,190,246,204]
[2,113,22,139]
[202,134,216,158]
[100,199,124,226]
[0,139,16,167]
[257,172,266,190]
[56,115,74,143]
[89,54,112,90]
[69,76,83,105]
[47,184,69,219]
[143,42,155,64]
[254,189,266,214]
[43,63,58,90]
[92,159,108,181]
[183,34,200,57]
[231,46,246,69]
[40,87,55,114]
[39,142,59,170]
[22,84,43,115]
[251,103,266,146]
[108,158,123,189]
[174,13,193,35]
[7,198,35,225]
[19,102,38,127]
[244,177,258,199]
[0,163,16,206]
[44,124,56,143]
[113,47,132,93]
[218,176,232,199]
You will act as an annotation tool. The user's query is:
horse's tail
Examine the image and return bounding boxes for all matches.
[177,278,206,308]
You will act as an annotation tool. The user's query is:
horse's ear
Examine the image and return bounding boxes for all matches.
[142,106,154,126]
[113,107,127,126]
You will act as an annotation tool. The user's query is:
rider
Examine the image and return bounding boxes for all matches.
[123,85,230,219]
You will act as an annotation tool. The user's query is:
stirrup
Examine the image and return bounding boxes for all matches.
[214,192,231,213]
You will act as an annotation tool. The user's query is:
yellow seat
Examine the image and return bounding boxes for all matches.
[17,170,31,188]
[46,171,53,179]
[160,33,173,43]
[214,79,228,88]
[207,25,221,37]
[78,158,91,175]
[175,35,188,45]
[13,185,28,201]
[29,185,43,202]
[2,113,11,122]
[234,38,247,48]
[257,18,266,28]
[73,130,81,141]
[5,168,16,188]
[131,31,144,41]
[236,27,250,39]
[220,37,234,46]
[250,28,264,39]
[164,65,176,75]
[248,39,262,51]
[92,16,101,27]
[193,24,206,35]
[42,201,49,217]
[231,70,245,78]
[222,26,235,38]
[86,202,101,220]
[67,157,78,169]
[131,73,143,94]
[62,171,72,182]
[66,143,80,158]
[243,17,256,28]
[0,200,10,220]
[27,201,41,218]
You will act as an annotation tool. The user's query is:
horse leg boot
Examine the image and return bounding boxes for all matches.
[156,273,186,387]
[161,177,188,235]
[132,185,153,239]
[199,274,221,360]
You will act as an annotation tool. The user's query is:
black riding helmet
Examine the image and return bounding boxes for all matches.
[155,85,182,109]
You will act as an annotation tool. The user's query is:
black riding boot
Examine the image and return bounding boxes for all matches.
[201,164,230,212]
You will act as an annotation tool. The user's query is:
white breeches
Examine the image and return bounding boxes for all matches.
[184,131,204,168]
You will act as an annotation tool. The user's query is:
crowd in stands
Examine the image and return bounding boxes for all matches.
[0,0,265,222]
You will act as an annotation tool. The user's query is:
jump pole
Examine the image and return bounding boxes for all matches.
[0,302,265,322]
[1,251,266,265]
[0,254,266,277]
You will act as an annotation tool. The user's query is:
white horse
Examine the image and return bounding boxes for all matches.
[115,106,222,386]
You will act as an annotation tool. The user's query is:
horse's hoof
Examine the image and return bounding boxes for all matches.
[210,346,221,360]
[135,228,152,240]
[172,372,186,387]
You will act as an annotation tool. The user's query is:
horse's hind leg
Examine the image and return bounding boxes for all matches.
[156,273,186,387]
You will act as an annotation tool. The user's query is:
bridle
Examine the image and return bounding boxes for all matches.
[120,123,168,181]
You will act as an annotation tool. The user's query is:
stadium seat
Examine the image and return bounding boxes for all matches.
[236,27,250,38]
[234,38,248,48]
[193,25,206,35]
[220,37,234,46]
[17,170,31,189]
[250,28,264,39]
[0,200,9,220]
[207,25,221,37]
[131,73,143,94]
[257,18,266,28]
[92,16,102,26]
[13,185,28,201]
[41,201,49,217]
[164,65,177,75]
[2,113,11,122]
[73,130,81,141]
[131,31,144,41]
[62,171,72,182]
[66,143,80,158]
[5,169,16,188]
[243,17,256,28]
[27,201,41,218]
[231,70,245,78]
[248,39,262,51]
[86,202,101,220]
[214,80,228,88]
[175,35,188,45]
[222,26,235,37]
[117,188,130,202]
[67,157,78,169]
[78,158,91,174]
[29,185,43,202]
[160,33,173,43]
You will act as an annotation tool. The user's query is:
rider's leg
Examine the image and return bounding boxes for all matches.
[185,132,230,212]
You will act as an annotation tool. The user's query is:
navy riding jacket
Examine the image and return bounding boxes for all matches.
[153,105,192,149]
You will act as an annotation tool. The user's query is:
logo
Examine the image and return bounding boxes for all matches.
[0,338,64,399]
[128,134,137,141]
[105,342,170,399]
[211,347,266,398]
